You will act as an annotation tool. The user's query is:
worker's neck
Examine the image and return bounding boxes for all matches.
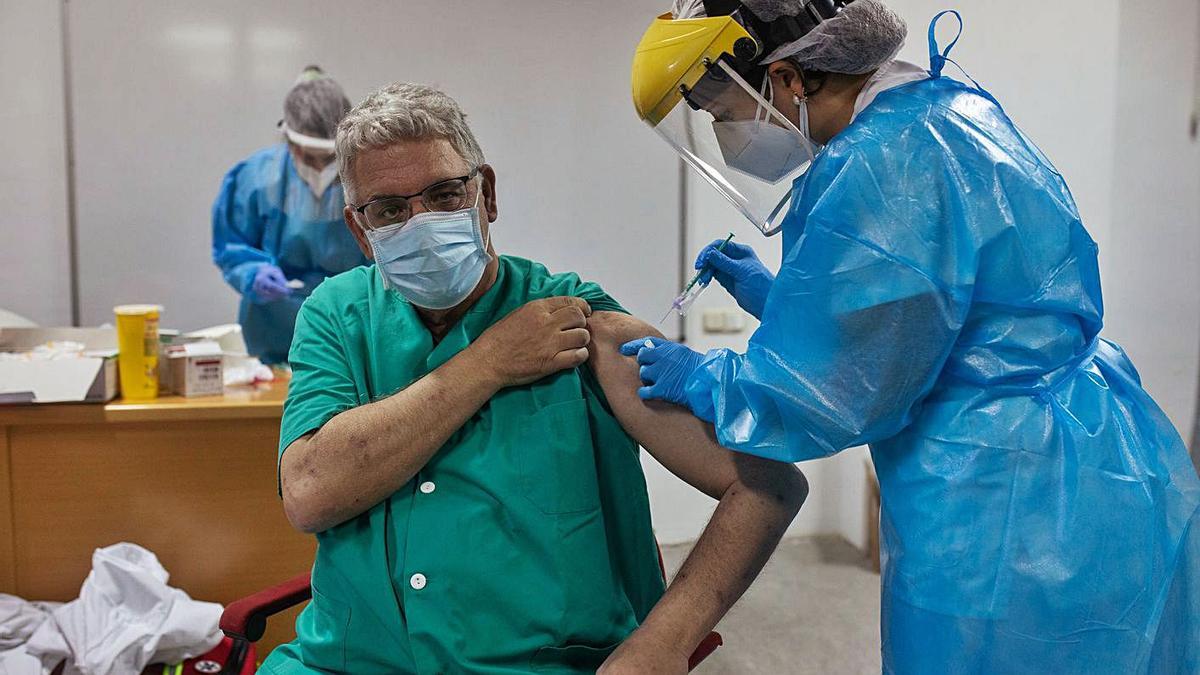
[416,253,500,343]
[810,72,873,145]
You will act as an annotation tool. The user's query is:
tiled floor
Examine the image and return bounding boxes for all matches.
[662,535,882,674]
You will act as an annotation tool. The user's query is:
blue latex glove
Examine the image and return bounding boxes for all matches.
[695,239,775,320]
[252,264,292,303]
[619,336,706,406]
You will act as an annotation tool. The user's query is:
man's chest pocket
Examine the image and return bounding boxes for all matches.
[519,398,602,515]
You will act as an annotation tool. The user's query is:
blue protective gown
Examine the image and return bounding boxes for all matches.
[212,144,366,363]
[684,35,1200,675]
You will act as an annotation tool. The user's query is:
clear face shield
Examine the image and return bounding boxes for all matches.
[653,57,816,236]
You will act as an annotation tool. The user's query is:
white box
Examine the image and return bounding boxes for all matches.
[0,327,119,404]
[165,341,224,397]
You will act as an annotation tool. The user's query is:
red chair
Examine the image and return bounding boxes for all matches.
[220,548,723,672]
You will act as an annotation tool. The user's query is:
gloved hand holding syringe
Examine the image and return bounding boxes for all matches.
[660,232,735,324]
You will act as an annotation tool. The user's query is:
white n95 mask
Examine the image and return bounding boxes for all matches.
[295,161,339,198]
[712,81,815,184]
[713,118,811,183]
[364,193,491,310]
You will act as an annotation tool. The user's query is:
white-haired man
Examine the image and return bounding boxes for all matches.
[265,83,807,674]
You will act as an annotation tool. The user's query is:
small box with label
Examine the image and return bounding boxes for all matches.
[165,341,224,397]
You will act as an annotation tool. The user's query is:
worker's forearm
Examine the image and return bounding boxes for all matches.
[283,345,500,532]
[633,468,807,653]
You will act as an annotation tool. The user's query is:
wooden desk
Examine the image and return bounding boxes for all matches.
[0,375,314,654]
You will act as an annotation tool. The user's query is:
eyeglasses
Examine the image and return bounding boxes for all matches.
[352,167,481,230]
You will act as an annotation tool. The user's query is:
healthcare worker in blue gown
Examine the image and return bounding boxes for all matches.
[212,66,367,364]
[626,1,1199,672]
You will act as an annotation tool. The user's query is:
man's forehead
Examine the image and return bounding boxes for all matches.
[354,138,472,197]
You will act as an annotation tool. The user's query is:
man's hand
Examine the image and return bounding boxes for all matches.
[598,632,689,675]
[281,295,595,533]
[471,296,592,388]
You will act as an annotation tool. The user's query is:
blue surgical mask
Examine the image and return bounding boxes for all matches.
[364,193,491,310]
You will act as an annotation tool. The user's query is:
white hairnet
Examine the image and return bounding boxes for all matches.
[668,1,907,74]
[670,0,708,19]
[739,0,806,22]
[283,65,352,141]
[760,0,907,73]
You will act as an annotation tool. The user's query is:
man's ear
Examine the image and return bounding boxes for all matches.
[344,206,373,259]
[480,164,499,223]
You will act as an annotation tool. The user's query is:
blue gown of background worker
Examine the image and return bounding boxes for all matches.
[212,67,366,364]
[627,5,1200,673]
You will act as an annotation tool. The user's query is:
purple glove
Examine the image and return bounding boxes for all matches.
[619,336,705,407]
[252,264,292,303]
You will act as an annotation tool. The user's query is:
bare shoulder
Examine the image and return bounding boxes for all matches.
[587,311,663,346]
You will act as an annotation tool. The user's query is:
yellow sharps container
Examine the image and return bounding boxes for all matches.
[114,304,162,400]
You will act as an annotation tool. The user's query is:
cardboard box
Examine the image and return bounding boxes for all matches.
[157,332,193,395]
[0,327,119,404]
[164,341,224,397]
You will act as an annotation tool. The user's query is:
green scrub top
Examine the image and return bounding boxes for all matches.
[262,256,666,675]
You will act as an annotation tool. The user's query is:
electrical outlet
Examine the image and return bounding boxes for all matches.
[702,308,726,333]
[702,308,747,333]
[724,310,746,332]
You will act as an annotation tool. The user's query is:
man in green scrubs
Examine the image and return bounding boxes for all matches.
[265,83,808,675]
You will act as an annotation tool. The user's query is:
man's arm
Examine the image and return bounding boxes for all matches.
[587,311,808,671]
[280,296,594,533]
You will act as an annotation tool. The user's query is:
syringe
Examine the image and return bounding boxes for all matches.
[660,232,735,324]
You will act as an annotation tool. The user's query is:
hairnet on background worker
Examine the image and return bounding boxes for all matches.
[212,66,367,364]
[626,1,1200,672]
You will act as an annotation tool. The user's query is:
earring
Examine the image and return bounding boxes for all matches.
[793,93,803,106]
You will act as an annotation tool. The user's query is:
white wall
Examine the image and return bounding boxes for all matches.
[63,0,680,333]
[892,1,1122,252]
[1103,0,1200,433]
[0,0,72,326]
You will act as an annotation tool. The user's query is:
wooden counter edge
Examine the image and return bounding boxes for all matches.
[0,380,288,427]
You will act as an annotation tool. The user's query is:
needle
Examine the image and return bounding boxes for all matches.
[659,232,735,324]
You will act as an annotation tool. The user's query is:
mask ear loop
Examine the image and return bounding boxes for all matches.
[720,59,817,161]
[471,176,494,254]
[755,77,772,124]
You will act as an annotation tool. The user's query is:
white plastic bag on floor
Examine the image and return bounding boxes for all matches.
[0,647,44,675]
[23,543,223,675]
[0,596,60,650]
[0,595,60,675]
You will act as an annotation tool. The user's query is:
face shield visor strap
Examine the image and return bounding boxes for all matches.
[278,122,337,153]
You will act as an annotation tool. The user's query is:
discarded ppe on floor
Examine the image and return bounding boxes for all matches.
[0,543,223,675]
